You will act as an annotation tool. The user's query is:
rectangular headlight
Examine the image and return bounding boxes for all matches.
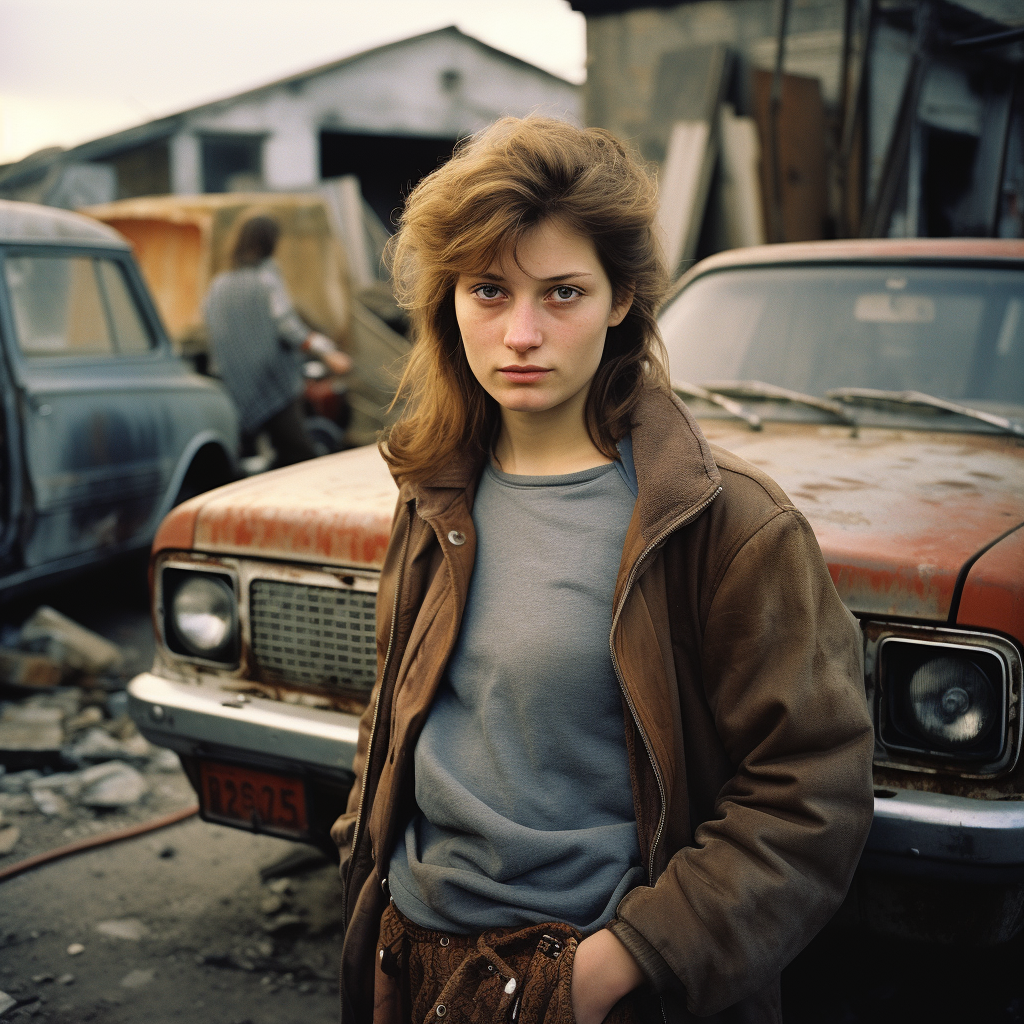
[161,566,240,667]
[868,625,1022,777]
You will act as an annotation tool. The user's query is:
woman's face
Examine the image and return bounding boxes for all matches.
[453,218,631,420]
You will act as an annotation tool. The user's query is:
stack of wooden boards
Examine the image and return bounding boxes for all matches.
[649,44,828,278]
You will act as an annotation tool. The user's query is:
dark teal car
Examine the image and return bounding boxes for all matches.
[0,200,239,595]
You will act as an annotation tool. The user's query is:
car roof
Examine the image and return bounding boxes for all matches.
[0,199,129,248]
[676,237,1024,288]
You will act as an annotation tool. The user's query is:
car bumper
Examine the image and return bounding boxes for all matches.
[127,670,361,781]
[863,787,1024,881]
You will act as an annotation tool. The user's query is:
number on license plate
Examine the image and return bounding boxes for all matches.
[198,761,309,838]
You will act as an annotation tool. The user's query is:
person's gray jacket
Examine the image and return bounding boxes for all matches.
[204,259,307,434]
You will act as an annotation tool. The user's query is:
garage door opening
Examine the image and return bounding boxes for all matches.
[319,131,459,228]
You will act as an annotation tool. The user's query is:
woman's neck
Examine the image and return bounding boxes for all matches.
[493,407,612,476]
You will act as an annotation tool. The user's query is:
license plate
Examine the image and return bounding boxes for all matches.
[198,761,309,838]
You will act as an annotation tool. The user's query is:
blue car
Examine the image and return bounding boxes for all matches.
[0,200,239,596]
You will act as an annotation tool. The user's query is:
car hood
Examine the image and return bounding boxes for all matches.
[699,420,1024,621]
[154,445,399,570]
[156,423,1024,623]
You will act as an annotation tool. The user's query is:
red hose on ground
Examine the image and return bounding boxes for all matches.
[0,803,199,882]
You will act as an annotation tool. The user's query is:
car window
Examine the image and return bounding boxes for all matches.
[4,253,153,358]
[95,259,152,354]
[660,265,1024,409]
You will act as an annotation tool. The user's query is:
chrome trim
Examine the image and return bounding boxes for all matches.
[127,670,360,773]
[867,788,1024,867]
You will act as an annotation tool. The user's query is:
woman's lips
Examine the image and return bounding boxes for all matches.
[498,365,551,383]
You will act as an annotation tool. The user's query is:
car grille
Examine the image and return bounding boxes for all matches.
[249,579,377,692]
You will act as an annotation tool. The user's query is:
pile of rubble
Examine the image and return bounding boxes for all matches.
[0,606,182,861]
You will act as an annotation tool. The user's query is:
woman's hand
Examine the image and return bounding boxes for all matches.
[570,928,644,1024]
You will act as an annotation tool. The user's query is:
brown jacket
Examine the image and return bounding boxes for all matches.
[334,387,875,1023]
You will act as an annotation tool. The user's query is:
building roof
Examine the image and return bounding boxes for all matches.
[5,25,577,178]
[570,0,1023,27]
[0,199,127,247]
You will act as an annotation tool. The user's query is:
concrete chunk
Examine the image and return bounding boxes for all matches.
[95,918,148,941]
[20,606,123,675]
[0,647,65,688]
[77,761,147,808]
[0,824,20,855]
[0,705,63,766]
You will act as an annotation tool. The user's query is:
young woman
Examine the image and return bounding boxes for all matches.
[333,117,874,1024]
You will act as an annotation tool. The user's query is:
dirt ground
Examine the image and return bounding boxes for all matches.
[1,816,344,1023]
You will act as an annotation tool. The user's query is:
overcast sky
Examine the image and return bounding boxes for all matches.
[0,0,587,165]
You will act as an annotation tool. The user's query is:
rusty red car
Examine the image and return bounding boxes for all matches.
[128,238,1024,944]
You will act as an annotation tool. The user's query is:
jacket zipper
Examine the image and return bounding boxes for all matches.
[608,485,722,883]
[343,503,411,925]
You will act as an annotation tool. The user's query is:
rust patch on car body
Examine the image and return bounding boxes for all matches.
[180,445,398,569]
[699,421,1024,621]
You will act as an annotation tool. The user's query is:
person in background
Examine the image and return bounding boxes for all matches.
[204,214,352,467]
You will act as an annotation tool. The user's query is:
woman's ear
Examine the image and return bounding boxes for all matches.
[608,286,635,328]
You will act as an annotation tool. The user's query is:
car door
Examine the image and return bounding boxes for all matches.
[0,242,174,569]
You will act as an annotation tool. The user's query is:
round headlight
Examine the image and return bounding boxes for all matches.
[907,656,998,750]
[171,575,235,658]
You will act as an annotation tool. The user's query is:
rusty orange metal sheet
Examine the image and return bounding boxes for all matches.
[698,420,1024,622]
[190,445,397,569]
[957,526,1024,641]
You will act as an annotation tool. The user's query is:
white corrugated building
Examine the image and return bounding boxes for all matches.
[0,26,582,224]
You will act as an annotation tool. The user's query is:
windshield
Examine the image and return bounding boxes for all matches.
[659,264,1024,420]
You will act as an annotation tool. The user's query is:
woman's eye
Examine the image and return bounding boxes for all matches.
[552,286,579,302]
[474,285,502,300]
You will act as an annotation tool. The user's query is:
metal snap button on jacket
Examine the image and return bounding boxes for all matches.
[447,530,466,546]
[435,1005,447,1018]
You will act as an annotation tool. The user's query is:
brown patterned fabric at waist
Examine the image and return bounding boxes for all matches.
[373,903,642,1024]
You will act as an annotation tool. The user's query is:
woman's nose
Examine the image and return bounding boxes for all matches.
[504,302,542,352]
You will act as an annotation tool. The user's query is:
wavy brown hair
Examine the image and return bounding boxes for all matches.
[382,116,669,483]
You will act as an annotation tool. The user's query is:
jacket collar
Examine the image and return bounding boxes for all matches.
[629,385,721,544]
[394,385,721,539]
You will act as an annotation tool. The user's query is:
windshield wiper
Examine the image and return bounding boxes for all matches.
[672,380,762,431]
[703,380,858,426]
[828,388,1024,438]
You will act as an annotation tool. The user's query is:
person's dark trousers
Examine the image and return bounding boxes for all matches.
[264,398,319,467]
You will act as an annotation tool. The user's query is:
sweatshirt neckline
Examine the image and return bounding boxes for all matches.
[485,461,616,489]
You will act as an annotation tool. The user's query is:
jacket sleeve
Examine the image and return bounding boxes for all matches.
[609,508,875,1015]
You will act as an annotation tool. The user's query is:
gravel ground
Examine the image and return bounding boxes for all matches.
[0,558,345,1024]
[1,817,343,1023]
